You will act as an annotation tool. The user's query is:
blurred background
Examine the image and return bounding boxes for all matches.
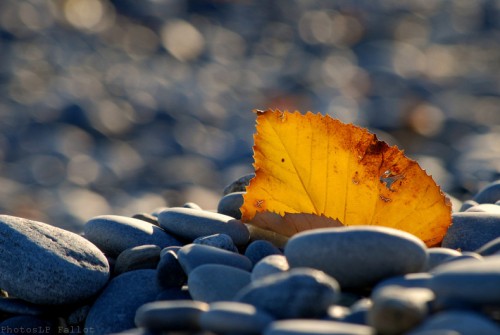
[0,0,499,232]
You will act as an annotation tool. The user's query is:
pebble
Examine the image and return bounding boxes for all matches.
[160,245,181,258]
[264,319,374,335]
[341,298,372,325]
[114,245,161,276]
[217,192,244,219]
[245,240,283,266]
[285,226,428,289]
[465,203,500,213]
[223,173,254,195]
[84,215,182,257]
[372,273,433,294]
[0,215,109,305]
[459,199,478,212]
[134,300,209,331]
[188,264,251,302]
[438,252,483,266]
[183,202,203,210]
[177,243,252,274]
[441,212,500,251]
[158,207,250,245]
[251,255,289,281]
[156,249,187,289]
[473,180,500,204]
[193,233,239,252]
[425,248,462,271]
[200,301,274,334]
[407,311,500,335]
[85,269,161,335]
[368,286,434,335]
[429,255,500,308]
[235,268,340,319]
[475,236,500,256]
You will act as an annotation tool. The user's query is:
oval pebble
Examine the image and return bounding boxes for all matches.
[158,207,250,245]
[193,233,239,252]
[156,250,187,289]
[473,180,500,204]
[200,302,274,334]
[114,245,161,276]
[84,215,182,257]
[217,192,244,219]
[425,248,462,271]
[264,320,374,335]
[285,226,428,289]
[177,244,252,274]
[441,212,500,251]
[85,269,161,335]
[188,264,251,302]
[251,255,289,282]
[0,215,109,305]
[235,268,340,319]
[134,300,209,331]
[245,240,283,266]
[407,311,500,335]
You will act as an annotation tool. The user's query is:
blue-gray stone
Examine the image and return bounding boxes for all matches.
[84,215,182,257]
[223,174,254,195]
[114,245,161,276]
[425,248,462,271]
[245,240,283,266]
[183,202,202,210]
[372,273,433,294]
[158,207,250,245]
[217,192,244,219]
[251,255,289,282]
[264,320,374,335]
[134,300,208,331]
[0,215,109,305]
[156,250,187,289]
[341,298,372,326]
[85,269,161,335]
[200,302,274,334]
[285,226,428,289]
[235,268,340,319]
[177,244,252,274]
[475,236,500,256]
[459,200,478,212]
[407,311,500,335]
[438,252,482,266]
[188,264,251,302]
[473,180,500,204]
[441,212,500,251]
[193,233,238,252]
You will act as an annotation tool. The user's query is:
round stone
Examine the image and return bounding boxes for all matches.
[193,233,238,253]
[84,215,182,257]
[441,212,500,251]
[285,226,428,289]
[158,207,250,245]
[0,215,109,305]
[251,255,289,282]
[245,240,283,266]
[217,192,244,219]
[114,245,161,276]
[235,268,340,319]
[264,320,374,335]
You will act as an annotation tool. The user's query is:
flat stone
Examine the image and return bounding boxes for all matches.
[84,215,182,257]
[425,248,462,271]
[114,245,161,276]
[285,226,428,289]
[0,215,109,305]
[407,311,500,335]
[156,250,187,289]
[85,269,161,335]
[217,192,244,219]
[251,255,289,282]
[264,320,374,335]
[188,264,251,302]
[441,212,500,251]
[177,244,252,274]
[200,302,274,334]
[223,174,254,195]
[473,180,500,204]
[235,268,339,319]
[245,240,283,266]
[193,233,238,252]
[368,286,434,335]
[158,207,250,245]
[134,300,209,331]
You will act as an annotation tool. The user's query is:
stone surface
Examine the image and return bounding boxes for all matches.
[188,264,251,302]
[235,268,339,319]
[372,273,433,294]
[200,302,274,334]
[84,215,182,257]
[473,180,500,204]
[85,269,161,335]
[245,239,283,266]
[264,320,374,335]
[134,300,209,331]
[0,297,47,316]
[114,244,161,275]
[0,215,109,305]
[251,255,289,281]
[407,311,500,335]
[223,174,254,195]
[177,243,252,274]
[476,236,500,255]
[193,233,238,252]
[158,207,250,245]
[441,212,500,251]
[156,249,187,289]
[217,192,244,219]
[425,248,462,271]
[285,226,428,289]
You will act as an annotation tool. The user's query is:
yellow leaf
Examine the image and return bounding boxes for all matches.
[240,109,452,247]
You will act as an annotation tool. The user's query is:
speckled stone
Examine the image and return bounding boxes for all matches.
[264,320,374,335]
[217,192,244,219]
[441,212,500,251]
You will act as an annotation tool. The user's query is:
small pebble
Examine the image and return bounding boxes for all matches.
[407,311,500,335]
[251,255,289,281]
[177,243,252,274]
[441,212,500,251]
[156,249,187,289]
[235,268,340,319]
[193,233,239,252]
[114,245,161,276]
[217,192,244,219]
[134,300,209,331]
[473,180,500,204]
[264,319,374,335]
[425,248,462,271]
[245,239,283,266]
[158,207,250,245]
[188,264,251,302]
[341,298,372,325]
[223,174,254,195]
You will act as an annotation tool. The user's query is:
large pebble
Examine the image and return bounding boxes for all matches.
[85,269,161,335]
[200,302,274,334]
[188,264,251,302]
[407,311,500,335]
[217,192,244,219]
[285,226,427,288]
[245,240,283,266]
[441,212,500,251]
[177,243,252,274]
[264,320,373,335]
[134,300,208,331]
[473,180,500,204]
[235,268,339,319]
[251,255,289,281]
[158,207,250,245]
[114,245,161,276]
[84,215,181,257]
[429,255,500,308]
[0,215,109,305]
